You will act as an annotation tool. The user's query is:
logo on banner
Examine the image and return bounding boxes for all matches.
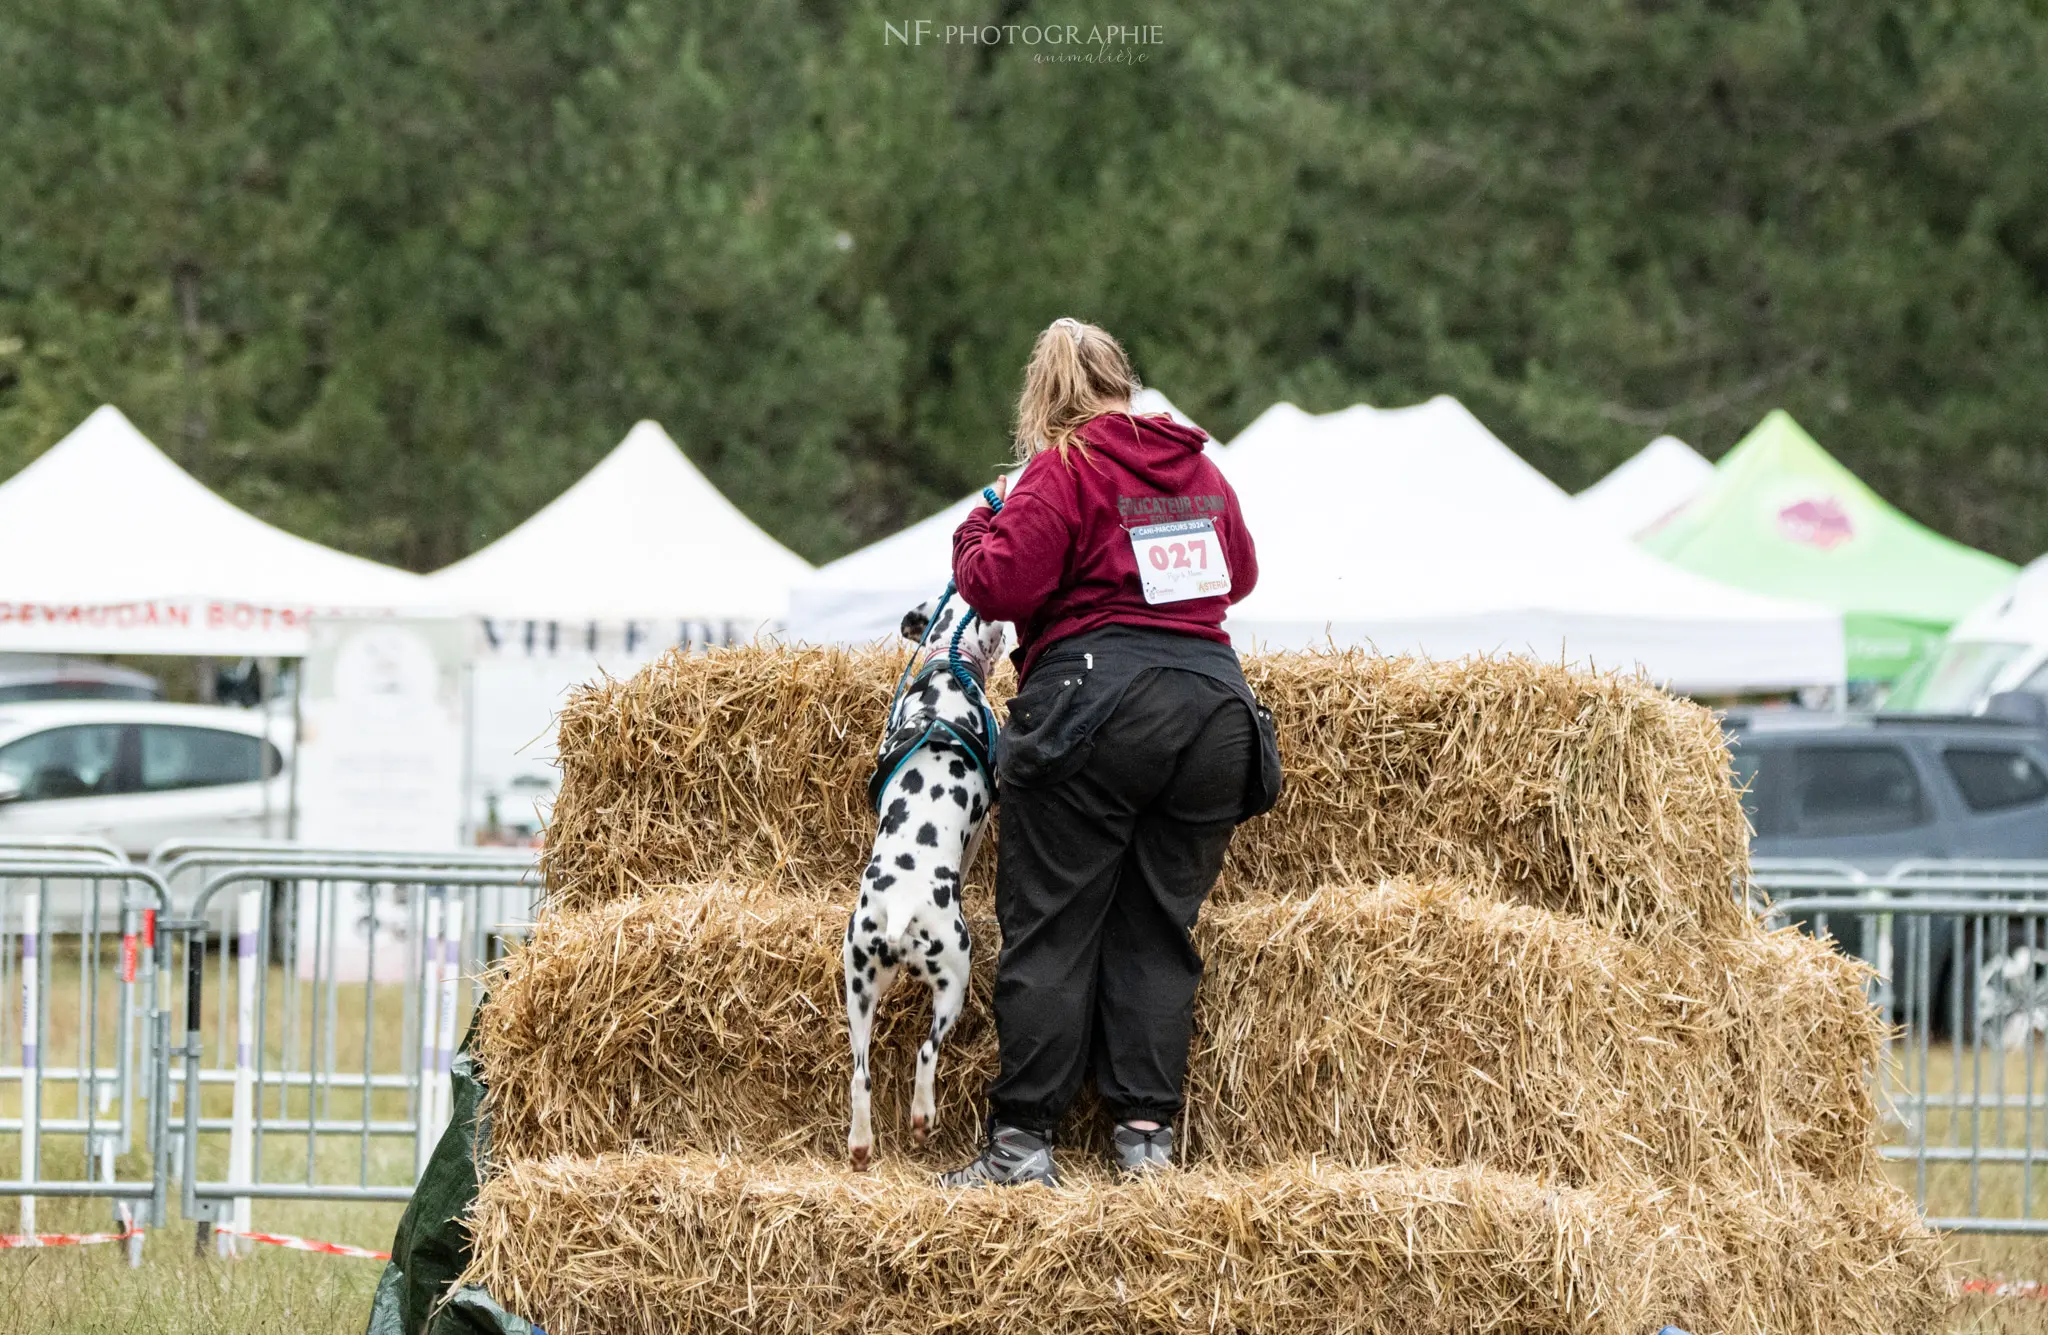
[1778,497,1855,551]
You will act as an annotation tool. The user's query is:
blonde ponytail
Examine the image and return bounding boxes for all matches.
[1013,317,1140,461]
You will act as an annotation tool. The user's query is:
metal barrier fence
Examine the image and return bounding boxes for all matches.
[1758,859,2048,1234]
[0,860,172,1260]
[173,864,537,1244]
[149,841,537,1167]
[0,836,538,1256]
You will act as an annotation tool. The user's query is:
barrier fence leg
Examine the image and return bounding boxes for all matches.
[19,884,38,1235]
[227,888,261,1256]
[121,1200,141,1268]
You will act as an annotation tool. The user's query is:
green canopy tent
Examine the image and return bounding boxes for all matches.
[1640,410,2014,682]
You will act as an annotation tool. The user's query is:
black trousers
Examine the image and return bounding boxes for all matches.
[988,668,1253,1135]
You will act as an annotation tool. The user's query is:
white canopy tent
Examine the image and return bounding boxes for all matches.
[425,420,815,838]
[787,388,1203,644]
[1574,436,1714,538]
[1218,398,1843,693]
[0,405,427,655]
[426,419,812,638]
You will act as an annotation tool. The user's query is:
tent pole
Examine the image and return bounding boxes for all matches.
[259,660,274,836]
[285,657,303,841]
[458,650,477,848]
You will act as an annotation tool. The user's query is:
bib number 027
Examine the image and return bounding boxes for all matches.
[1128,518,1232,606]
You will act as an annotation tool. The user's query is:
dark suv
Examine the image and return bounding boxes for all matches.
[1728,708,2048,864]
[1729,706,2048,1034]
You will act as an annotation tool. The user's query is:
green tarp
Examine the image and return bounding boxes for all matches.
[365,1012,532,1335]
[1640,410,2014,681]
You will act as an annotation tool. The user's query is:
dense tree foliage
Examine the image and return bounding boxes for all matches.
[3,1,2045,568]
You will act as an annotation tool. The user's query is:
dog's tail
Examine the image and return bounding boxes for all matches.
[871,900,917,954]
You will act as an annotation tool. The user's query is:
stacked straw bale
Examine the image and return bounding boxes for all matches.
[479,881,1881,1185]
[465,644,1949,1333]
[543,646,1751,940]
[462,1152,1948,1335]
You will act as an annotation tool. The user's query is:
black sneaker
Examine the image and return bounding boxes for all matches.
[937,1124,1059,1188]
[1110,1122,1173,1176]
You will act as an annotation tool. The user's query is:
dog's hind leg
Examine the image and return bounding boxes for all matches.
[910,953,968,1146]
[845,924,883,1170]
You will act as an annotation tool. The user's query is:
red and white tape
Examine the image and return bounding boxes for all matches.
[1963,1277,2048,1301]
[216,1227,389,1261]
[0,1222,141,1250]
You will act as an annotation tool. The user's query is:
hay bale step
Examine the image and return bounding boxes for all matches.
[542,646,1751,941]
[478,881,1880,1184]
[461,1151,1947,1335]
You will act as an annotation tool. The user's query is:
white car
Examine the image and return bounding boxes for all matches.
[0,701,293,855]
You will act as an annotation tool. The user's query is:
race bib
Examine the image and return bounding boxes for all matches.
[1129,518,1232,605]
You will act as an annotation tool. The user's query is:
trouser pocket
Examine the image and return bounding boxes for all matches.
[998,658,1096,790]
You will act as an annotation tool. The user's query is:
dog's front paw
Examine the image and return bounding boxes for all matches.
[909,1113,930,1147]
[849,1142,872,1171]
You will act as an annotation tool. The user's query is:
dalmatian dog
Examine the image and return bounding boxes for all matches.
[844,596,1006,1170]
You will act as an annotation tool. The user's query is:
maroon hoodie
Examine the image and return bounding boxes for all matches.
[952,411,1258,680]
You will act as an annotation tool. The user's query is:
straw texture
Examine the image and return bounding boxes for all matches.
[461,1151,1948,1335]
[477,880,1881,1185]
[541,645,1750,940]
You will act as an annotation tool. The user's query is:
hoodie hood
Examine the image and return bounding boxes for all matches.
[1076,411,1211,458]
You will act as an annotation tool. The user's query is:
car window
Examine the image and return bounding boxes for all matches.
[0,725,135,801]
[1792,745,1928,836]
[139,726,280,792]
[1729,740,1786,836]
[0,682,158,704]
[1944,747,2048,813]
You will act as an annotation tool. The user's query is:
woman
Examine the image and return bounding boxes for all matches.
[941,317,1279,1187]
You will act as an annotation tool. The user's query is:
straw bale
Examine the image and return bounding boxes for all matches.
[477,881,1880,1184]
[541,645,1750,940]
[461,1151,1949,1335]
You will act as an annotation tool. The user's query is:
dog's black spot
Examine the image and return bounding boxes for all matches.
[936,977,951,991]
[956,924,971,952]
[951,786,968,809]
[902,769,925,794]
[916,823,938,847]
[880,798,910,835]
[933,883,952,908]
[860,917,875,933]
[849,974,864,994]
[873,874,896,892]
[878,944,899,968]
[850,945,868,970]
[970,796,986,822]
[896,853,916,870]
[949,760,967,779]
[863,860,880,880]
[926,937,943,956]
[859,996,871,1016]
